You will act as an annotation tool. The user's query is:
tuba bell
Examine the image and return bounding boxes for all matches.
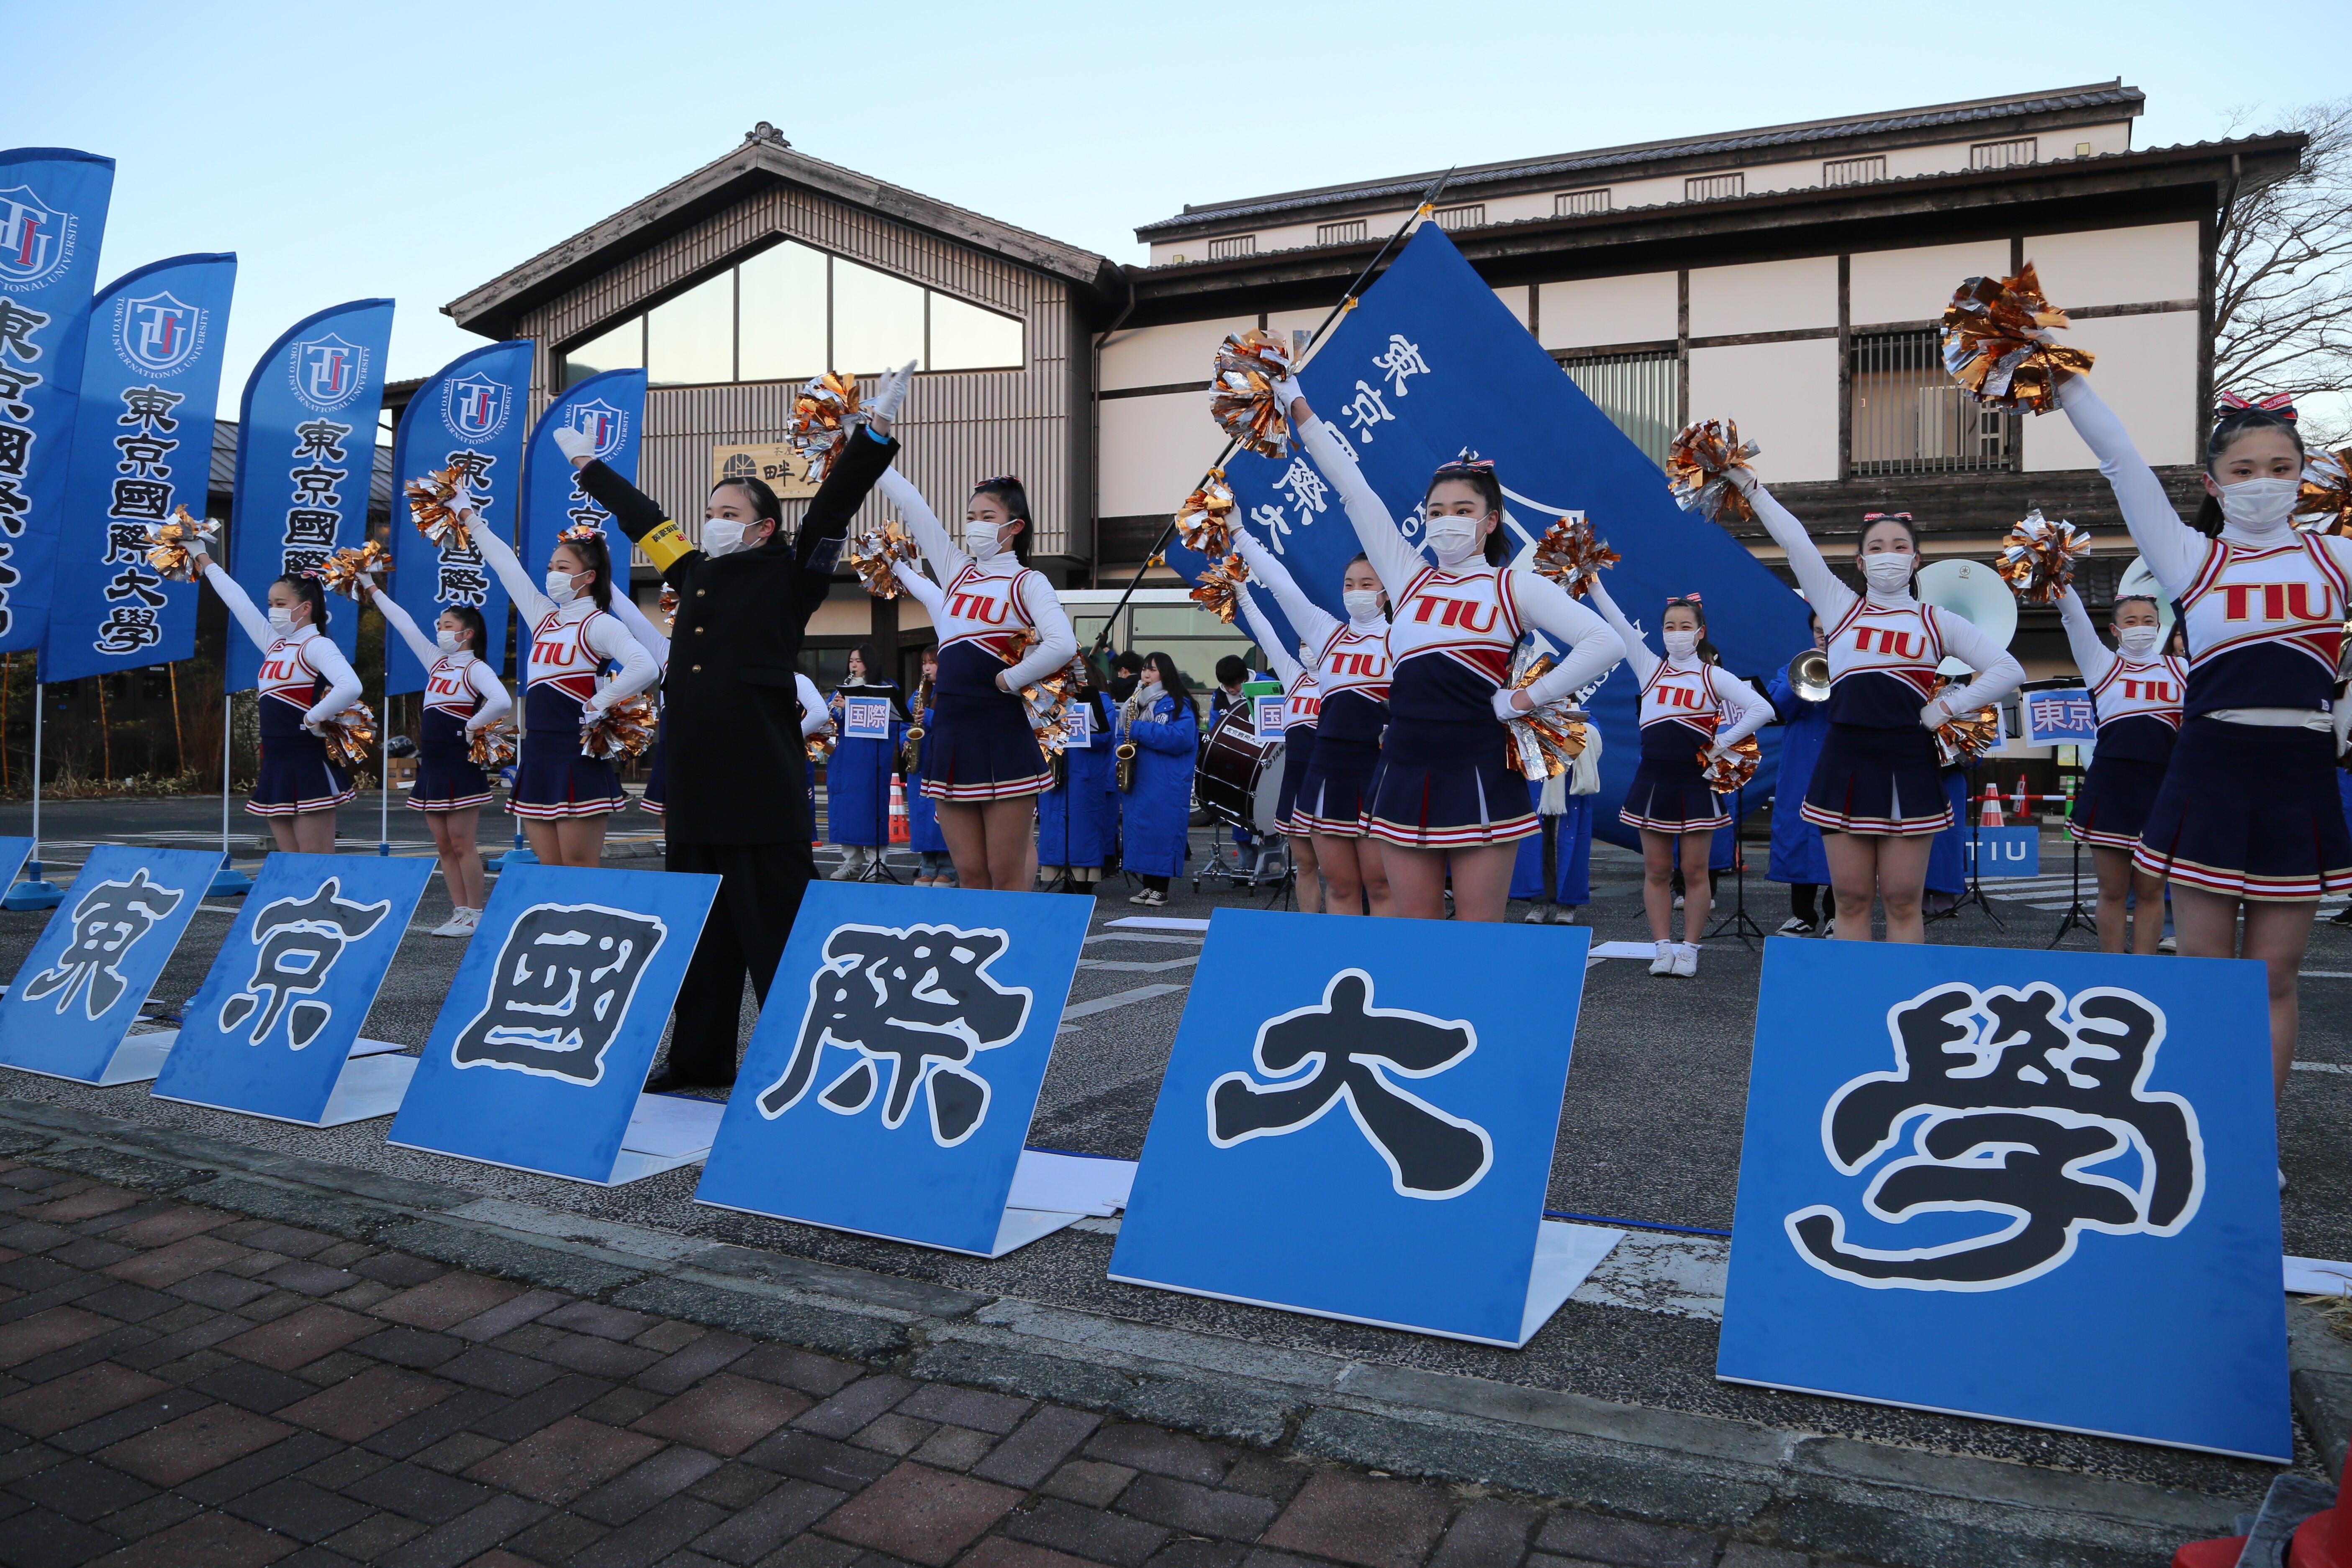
[1790,648,1831,703]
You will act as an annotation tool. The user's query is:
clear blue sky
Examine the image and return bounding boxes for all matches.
[15,0,2347,394]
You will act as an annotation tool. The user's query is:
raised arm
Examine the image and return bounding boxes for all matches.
[2053,377,2202,600]
[1582,578,1659,683]
[366,583,439,668]
[1236,585,1304,687]
[470,521,555,625]
[1505,571,1626,711]
[198,559,274,654]
[1710,669,1773,750]
[876,465,968,585]
[1282,390,1426,598]
[464,663,511,732]
[604,588,671,670]
[1232,526,1340,649]
[890,554,946,623]
[2054,585,2116,688]
[1001,573,1078,690]
[1736,480,1859,625]
[1928,611,2026,722]
[581,611,658,713]
[299,636,363,727]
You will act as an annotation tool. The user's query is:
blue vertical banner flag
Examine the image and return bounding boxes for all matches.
[0,148,115,653]
[522,368,645,575]
[385,339,534,692]
[1177,225,1812,848]
[226,299,394,689]
[45,253,237,685]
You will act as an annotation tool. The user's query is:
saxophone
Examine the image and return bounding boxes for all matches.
[901,673,931,774]
[1114,695,1140,792]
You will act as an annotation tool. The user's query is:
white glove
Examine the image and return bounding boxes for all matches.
[581,698,606,721]
[446,477,481,520]
[1266,374,1304,418]
[301,711,329,734]
[1490,687,1524,722]
[1918,698,1949,731]
[552,426,597,464]
[867,360,917,426]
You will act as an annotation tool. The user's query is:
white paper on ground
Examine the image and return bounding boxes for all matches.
[1104,916,1211,933]
[2286,1256,2352,1297]
[1010,1150,1136,1216]
[1518,1219,1627,1345]
[624,1094,726,1158]
[1590,940,1703,960]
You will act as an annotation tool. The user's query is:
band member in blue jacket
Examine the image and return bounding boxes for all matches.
[1116,652,1201,907]
[826,643,908,881]
[1037,662,1120,893]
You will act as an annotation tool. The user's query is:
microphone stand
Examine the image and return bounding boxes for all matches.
[854,700,904,884]
[1943,754,2005,928]
[1706,779,1768,946]
[2049,823,2094,947]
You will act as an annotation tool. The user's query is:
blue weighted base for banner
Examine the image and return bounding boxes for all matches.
[1718,937,2289,1461]
[387,862,719,1185]
[207,865,255,897]
[1112,909,1614,1347]
[152,853,434,1127]
[697,883,1094,1257]
[2,860,62,912]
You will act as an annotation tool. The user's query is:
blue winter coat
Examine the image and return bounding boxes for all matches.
[1119,692,1199,878]
[1039,695,1120,868]
[906,705,948,855]
[1765,660,1832,885]
[1508,785,1594,904]
[826,684,905,849]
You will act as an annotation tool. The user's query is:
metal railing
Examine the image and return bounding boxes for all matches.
[1563,349,1679,470]
[1849,330,2013,474]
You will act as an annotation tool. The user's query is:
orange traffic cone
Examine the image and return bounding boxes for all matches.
[1980,781,2005,828]
[889,776,911,844]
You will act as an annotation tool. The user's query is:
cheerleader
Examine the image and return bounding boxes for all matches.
[2055,375,2349,1096]
[193,554,362,855]
[1115,652,1202,906]
[1735,488,2023,943]
[601,589,670,820]
[903,646,953,886]
[1765,615,1835,935]
[1231,526,1391,917]
[875,467,1076,891]
[2054,584,2180,954]
[1271,382,1625,923]
[1235,581,1323,913]
[366,585,511,936]
[467,508,659,867]
[825,644,907,881]
[1585,582,1769,975]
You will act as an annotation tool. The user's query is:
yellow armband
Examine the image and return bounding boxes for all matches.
[637,518,693,572]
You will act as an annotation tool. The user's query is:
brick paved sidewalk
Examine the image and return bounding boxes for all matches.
[0,1161,1856,1568]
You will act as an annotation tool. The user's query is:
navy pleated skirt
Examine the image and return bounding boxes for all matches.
[2066,754,2165,850]
[249,732,355,818]
[919,691,1050,803]
[2134,717,2352,901]
[1363,716,1536,849]
[1620,752,1729,833]
[639,730,666,817]
[1293,733,1379,838]
[1800,722,1950,837]
[408,709,493,812]
[512,731,627,820]
[1274,727,1317,834]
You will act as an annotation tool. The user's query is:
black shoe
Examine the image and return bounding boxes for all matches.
[644,1070,734,1095]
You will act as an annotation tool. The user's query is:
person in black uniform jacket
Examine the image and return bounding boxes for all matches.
[551,362,915,1090]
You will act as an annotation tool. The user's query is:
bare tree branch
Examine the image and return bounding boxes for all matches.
[2213,98,2352,444]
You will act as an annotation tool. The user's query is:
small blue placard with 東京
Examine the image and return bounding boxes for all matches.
[698,883,1096,1256]
[1062,703,1094,749]
[841,696,894,741]
[1718,937,2288,1461]
[152,855,434,1126]
[388,863,719,1185]
[1110,908,1616,1346]
[1960,824,2040,879]
[0,845,221,1086]
[2019,688,2098,746]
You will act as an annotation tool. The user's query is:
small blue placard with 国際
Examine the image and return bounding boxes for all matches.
[842,696,894,741]
[1111,908,1602,1347]
[697,883,1094,1256]
[388,863,719,1184]
[0,845,222,1085]
[2020,688,2098,746]
[1253,695,1286,743]
[152,854,433,1126]
[1961,824,2040,879]
[1718,937,2288,1461]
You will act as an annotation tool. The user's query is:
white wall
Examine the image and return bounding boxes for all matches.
[1687,338,1842,482]
[2021,311,2201,471]
[1102,317,1253,391]
[1099,391,1228,516]
[1689,257,1838,337]
[2024,222,2199,308]
[1849,239,2011,327]
[1538,272,1677,349]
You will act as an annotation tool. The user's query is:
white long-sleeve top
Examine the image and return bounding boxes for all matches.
[797,672,832,739]
[1293,413,1622,713]
[1233,525,1389,714]
[472,524,658,712]
[1237,583,1319,734]
[204,564,363,727]
[1586,580,1770,752]
[605,590,672,674]
[370,588,511,733]
[1741,482,2023,726]
[875,467,1076,690]
[2057,375,2349,724]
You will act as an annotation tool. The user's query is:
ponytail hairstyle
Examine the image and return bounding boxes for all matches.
[972,475,1033,565]
[554,524,615,611]
[441,603,489,654]
[1663,593,1721,665]
[2192,394,2304,537]
[273,573,330,634]
[1424,459,1510,566]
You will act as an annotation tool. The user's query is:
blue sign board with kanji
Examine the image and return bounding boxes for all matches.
[152,854,432,1125]
[697,883,1093,1256]
[1718,937,2288,1460]
[0,845,221,1083]
[841,696,893,741]
[2020,687,2098,746]
[388,864,719,1184]
[1961,824,2041,879]
[1110,909,1597,1346]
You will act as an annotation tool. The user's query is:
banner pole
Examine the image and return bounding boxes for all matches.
[209,690,252,896]
[5,680,60,909]
[379,677,391,856]
[1086,169,1456,661]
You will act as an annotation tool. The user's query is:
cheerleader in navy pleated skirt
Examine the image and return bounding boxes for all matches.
[1585,580,1769,975]
[1235,578,1325,913]
[368,586,511,937]
[1235,527,1386,914]
[1270,381,1625,923]
[2052,583,2181,955]
[2056,375,2352,1099]
[469,516,659,867]
[875,467,1076,891]
[1735,484,2022,943]
[196,556,362,857]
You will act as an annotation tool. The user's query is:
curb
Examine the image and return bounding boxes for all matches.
[0,1098,2325,1568]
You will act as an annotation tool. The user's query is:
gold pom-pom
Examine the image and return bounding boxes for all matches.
[404,465,472,550]
[2297,449,2352,537]
[1500,652,1590,780]
[786,372,862,484]
[998,625,1041,668]
[1209,330,1295,459]
[1021,657,1089,757]
[467,722,517,770]
[657,585,678,628]
[580,692,659,761]
[806,731,838,765]
[1187,553,1249,625]
[847,518,918,599]
[1698,735,1761,793]
[1173,470,1238,557]
[1941,264,2095,414]
[1992,509,2090,604]
[1528,516,1619,598]
[142,506,218,582]
[1666,420,1761,525]
[315,540,392,600]
[1934,704,2002,768]
[316,703,377,770]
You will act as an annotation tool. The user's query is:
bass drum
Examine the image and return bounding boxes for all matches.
[1194,704,1284,835]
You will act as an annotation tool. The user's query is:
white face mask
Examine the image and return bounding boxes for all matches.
[1343,588,1383,621]
[2216,475,2299,532]
[545,569,581,604]
[1861,553,1915,594]
[436,629,465,656]
[267,606,298,639]
[963,521,1004,561]
[1423,515,1483,567]
[702,518,749,557]
[1662,629,1700,660]
[2116,624,2163,657]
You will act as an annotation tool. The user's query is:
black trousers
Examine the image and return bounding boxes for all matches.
[662,840,816,1083]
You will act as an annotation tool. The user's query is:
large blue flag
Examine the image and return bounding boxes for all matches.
[1177,225,1810,848]
[521,368,646,580]
[0,148,115,654]
[46,253,238,685]
[385,339,533,693]
[226,299,394,690]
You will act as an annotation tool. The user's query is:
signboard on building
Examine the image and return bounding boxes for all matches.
[710,441,817,501]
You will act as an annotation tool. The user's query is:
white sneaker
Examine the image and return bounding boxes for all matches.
[1129,888,1167,907]
[1672,943,1699,978]
[1820,919,1836,939]
[1648,941,1675,976]
[1672,892,1685,910]
[429,910,472,938]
